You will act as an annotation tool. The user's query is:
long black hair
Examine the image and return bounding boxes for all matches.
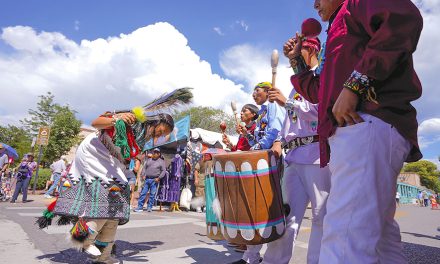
[242,104,259,121]
[132,113,174,147]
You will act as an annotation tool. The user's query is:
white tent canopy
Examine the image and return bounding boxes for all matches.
[190,128,238,149]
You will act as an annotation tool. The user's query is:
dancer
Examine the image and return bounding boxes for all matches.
[288,0,423,262]
[262,36,331,264]
[36,88,192,264]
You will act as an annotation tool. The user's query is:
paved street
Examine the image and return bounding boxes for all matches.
[0,195,439,264]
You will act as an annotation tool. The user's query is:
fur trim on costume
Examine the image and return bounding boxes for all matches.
[57,215,75,226]
[190,196,205,210]
[212,196,222,220]
[35,199,57,229]
[65,233,84,251]
[69,218,90,244]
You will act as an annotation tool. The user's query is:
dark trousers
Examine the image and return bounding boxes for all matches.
[12,177,31,202]
[137,178,158,210]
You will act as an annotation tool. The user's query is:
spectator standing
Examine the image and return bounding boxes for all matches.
[44,156,67,198]
[134,148,166,212]
[417,191,424,207]
[423,192,429,207]
[130,154,144,208]
[396,192,401,206]
[193,153,213,213]
[11,153,37,203]
[0,144,9,177]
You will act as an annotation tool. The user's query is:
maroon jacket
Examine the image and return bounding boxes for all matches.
[231,122,256,151]
[291,0,423,167]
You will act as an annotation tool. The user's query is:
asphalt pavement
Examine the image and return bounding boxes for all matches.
[0,195,439,264]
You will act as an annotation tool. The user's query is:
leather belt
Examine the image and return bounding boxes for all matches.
[282,135,319,150]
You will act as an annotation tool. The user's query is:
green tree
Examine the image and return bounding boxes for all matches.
[43,107,81,163]
[21,92,59,136]
[21,92,82,164]
[0,125,32,161]
[402,160,440,193]
[174,106,237,135]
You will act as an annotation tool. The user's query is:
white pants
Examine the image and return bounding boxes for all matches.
[319,113,411,264]
[263,163,331,264]
[243,244,263,264]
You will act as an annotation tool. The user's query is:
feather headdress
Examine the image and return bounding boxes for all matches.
[114,87,193,122]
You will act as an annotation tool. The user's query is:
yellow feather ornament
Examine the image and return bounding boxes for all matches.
[132,106,146,123]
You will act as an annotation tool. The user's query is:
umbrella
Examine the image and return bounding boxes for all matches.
[202,148,227,155]
[0,143,19,159]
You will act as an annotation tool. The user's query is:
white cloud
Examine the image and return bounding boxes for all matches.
[74,20,80,31]
[419,118,440,135]
[236,20,249,31]
[213,27,224,36]
[0,23,249,126]
[220,44,294,97]
[418,118,440,149]
[411,0,440,120]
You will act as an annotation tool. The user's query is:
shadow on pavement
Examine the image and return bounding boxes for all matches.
[403,242,440,264]
[401,231,439,241]
[185,241,241,264]
[36,240,164,263]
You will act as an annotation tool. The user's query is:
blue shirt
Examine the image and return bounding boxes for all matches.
[249,102,286,150]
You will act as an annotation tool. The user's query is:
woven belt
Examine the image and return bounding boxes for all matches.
[282,135,319,150]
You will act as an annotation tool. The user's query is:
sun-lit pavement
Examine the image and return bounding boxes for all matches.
[0,195,439,264]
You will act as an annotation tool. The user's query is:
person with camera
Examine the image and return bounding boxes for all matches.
[11,153,37,203]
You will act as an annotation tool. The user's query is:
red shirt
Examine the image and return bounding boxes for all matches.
[231,122,257,152]
[291,0,423,167]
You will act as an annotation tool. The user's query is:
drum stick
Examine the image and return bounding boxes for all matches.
[271,49,279,88]
[230,101,240,127]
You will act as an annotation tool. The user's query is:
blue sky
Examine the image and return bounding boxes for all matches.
[0,0,439,164]
[0,0,315,73]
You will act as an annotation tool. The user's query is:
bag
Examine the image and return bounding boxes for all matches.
[179,187,192,210]
[17,164,29,180]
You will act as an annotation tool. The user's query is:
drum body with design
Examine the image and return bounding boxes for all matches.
[213,150,285,245]
[205,175,224,240]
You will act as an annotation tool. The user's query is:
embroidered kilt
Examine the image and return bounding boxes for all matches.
[53,133,131,221]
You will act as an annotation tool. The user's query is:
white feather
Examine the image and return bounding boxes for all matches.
[190,196,205,209]
[65,233,84,251]
[212,196,222,220]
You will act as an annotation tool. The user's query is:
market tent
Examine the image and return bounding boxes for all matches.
[189,128,237,149]
[142,115,239,153]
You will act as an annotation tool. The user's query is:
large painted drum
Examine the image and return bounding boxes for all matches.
[213,150,285,245]
[205,174,224,240]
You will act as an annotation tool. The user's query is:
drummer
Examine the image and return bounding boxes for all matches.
[222,104,259,152]
[263,37,331,264]
[230,82,285,264]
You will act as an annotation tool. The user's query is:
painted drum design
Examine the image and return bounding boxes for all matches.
[205,175,224,241]
[213,150,285,245]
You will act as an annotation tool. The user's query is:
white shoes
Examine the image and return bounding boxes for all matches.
[84,244,102,257]
[44,194,53,199]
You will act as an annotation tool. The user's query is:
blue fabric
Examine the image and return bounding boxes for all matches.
[249,102,285,150]
[137,178,158,210]
[45,172,61,196]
